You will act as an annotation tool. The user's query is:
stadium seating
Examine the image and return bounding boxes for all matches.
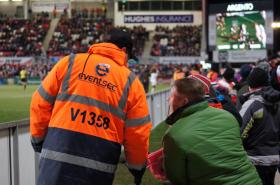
[0,14,50,57]
[117,26,149,57]
[151,25,202,56]
[47,14,113,56]
[47,14,148,57]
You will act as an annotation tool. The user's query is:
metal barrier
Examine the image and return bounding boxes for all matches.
[0,119,38,185]
[0,89,170,185]
[146,89,170,127]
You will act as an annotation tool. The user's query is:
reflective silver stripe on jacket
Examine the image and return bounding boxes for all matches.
[56,93,125,120]
[125,115,151,127]
[61,53,76,93]
[38,85,56,104]
[57,55,137,121]
[41,149,117,174]
[118,72,136,110]
[249,155,280,166]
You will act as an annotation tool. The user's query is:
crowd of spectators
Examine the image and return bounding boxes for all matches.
[151,25,202,56]
[0,13,50,57]
[47,12,148,57]
[0,10,203,58]
[0,60,192,85]
[47,14,113,56]
[117,26,149,57]
[28,59,54,80]
[0,59,54,84]
[132,63,206,79]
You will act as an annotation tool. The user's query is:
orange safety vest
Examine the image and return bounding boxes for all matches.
[30,43,152,184]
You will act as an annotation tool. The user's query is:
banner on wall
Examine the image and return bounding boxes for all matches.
[31,2,69,12]
[0,57,33,66]
[124,15,193,24]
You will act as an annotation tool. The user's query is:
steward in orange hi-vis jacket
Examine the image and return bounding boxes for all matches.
[30,29,152,185]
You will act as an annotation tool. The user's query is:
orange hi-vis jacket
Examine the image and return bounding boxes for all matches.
[30,43,152,185]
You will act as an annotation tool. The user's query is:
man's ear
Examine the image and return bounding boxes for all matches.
[183,97,189,105]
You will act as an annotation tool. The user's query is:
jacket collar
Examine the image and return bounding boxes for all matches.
[239,86,280,105]
[88,43,127,66]
[166,99,207,125]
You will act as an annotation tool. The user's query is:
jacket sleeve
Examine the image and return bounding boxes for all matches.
[123,76,152,170]
[30,56,70,143]
[239,99,264,140]
[221,96,243,127]
[163,132,188,185]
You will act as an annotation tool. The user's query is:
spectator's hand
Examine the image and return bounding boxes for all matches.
[128,166,146,185]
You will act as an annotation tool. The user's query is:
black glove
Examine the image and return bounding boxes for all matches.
[31,140,44,153]
[128,167,146,185]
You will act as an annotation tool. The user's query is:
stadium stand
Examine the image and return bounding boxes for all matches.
[47,14,113,56]
[117,25,149,57]
[151,25,202,56]
[47,12,148,57]
[0,13,50,57]
[0,59,54,82]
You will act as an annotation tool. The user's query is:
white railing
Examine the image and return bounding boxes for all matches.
[0,89,170,185]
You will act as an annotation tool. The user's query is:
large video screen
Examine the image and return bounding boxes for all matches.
[216,11,266,50]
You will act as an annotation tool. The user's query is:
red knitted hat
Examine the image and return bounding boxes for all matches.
[188,74,211,94]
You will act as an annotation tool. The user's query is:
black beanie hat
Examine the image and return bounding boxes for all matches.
[106,28,133,58]
[240,64,252,79]
[248,67,269,88]
[223,67,235,82]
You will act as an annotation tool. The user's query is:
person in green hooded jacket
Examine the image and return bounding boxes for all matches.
[162,77,261,185]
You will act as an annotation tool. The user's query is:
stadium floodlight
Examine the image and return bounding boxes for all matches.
[271,22,280,29]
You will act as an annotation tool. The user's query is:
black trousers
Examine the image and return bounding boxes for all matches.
[255,165,277,185]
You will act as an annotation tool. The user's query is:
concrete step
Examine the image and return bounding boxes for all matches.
[43,17,60,52]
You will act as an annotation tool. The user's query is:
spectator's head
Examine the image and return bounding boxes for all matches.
[151,68,157,73]
[256,61,271,74]
[240,64,252,80]
[248,67,269,90]
[211,63,219,73]
[169,78,205,114]
[188,74,211,95]
[105,28,133,58]
[222,67,235,82]
[175,66,182,72]
[192,64,201,71]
